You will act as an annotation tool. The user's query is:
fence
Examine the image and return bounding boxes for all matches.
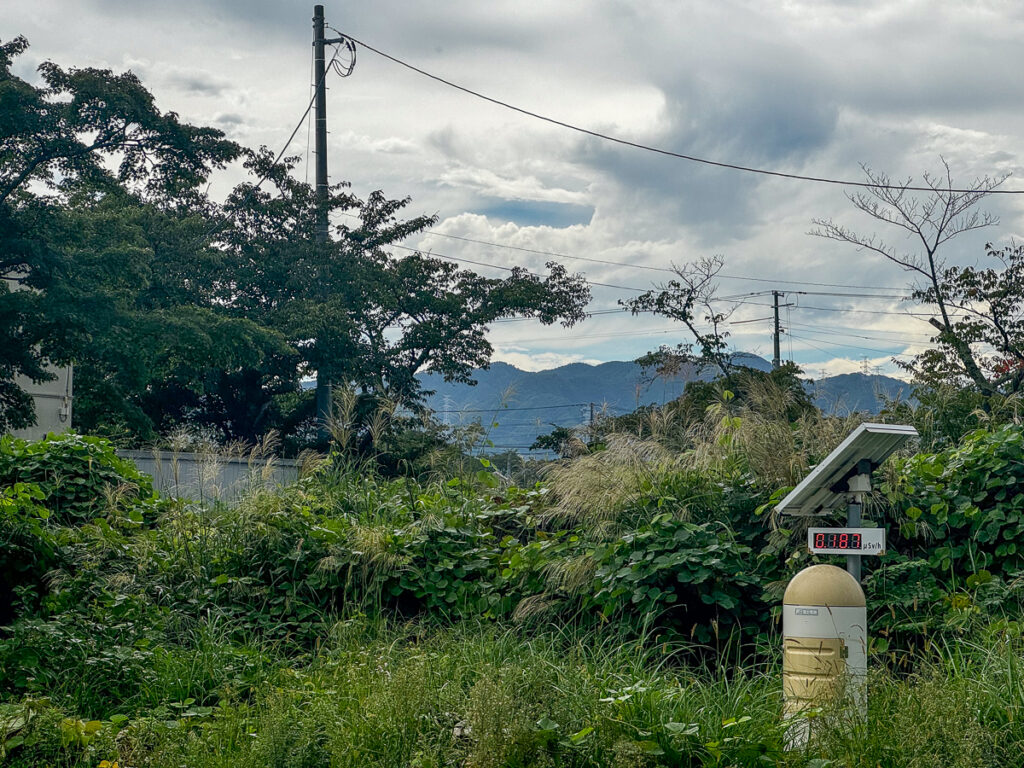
[117,449,302,502]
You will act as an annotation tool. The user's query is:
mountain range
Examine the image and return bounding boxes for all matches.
[418,355,912,453]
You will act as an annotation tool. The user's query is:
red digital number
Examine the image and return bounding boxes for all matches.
[839,533,849,548]
[851,533,861,548]
[814,533,825,548]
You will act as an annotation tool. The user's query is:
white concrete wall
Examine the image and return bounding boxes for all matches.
[116,449,302,502]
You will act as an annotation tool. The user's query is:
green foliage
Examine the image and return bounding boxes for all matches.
[0,36,242,433]
[0,433,164,623]
[2,40,588,446]
[887,424,1024,581]
[221,150,590,422]
[910,241,1024,396]
[0,433,158,525]
[589,514,756,644]
[4,424,1024,766]
[0,482,57,623]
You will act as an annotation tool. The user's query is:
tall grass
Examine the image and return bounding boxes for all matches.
[9,617,1021,767]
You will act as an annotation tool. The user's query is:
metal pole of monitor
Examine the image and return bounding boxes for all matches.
[846,498,862,582]
[846,459,873,583]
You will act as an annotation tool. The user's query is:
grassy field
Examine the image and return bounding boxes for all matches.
[3,616,1023,767]
[4,421,1024,767]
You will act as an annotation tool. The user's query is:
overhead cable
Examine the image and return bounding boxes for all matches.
[341,33,1021,195]
[388,243,649,292]
[418,230,907,291]
[338,212,906,292]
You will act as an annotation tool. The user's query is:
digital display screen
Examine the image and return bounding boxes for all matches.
[813,531,862,550]
[807,527,885,555]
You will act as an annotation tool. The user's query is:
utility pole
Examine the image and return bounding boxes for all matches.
[313,5,329,244]
[312,4,345,441]
[772,290,782,369]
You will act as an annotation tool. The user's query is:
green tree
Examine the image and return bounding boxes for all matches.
[221,150,591,422]
[622,255,737,381]
[0,36,244,432]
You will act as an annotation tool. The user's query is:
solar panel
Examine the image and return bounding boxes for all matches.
[775,423,918,516]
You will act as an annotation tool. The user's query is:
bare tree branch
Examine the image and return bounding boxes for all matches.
[810,160,1008,394]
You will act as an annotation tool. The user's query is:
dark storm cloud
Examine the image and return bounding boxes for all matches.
[566,43,840,240]
[166,71,229,96]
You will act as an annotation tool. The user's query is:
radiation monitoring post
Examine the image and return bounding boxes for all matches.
[775,423,917,749]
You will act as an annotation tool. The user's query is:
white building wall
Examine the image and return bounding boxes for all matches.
[11,365,73,440]
[4,274,74,441]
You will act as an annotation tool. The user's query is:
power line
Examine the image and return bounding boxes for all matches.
[503,326,682,343]
[388,243,650,292]
[788,332,918,358]
[792,327,938,348]
[732,298,950,319]
[187,43,345,253]
[786,319,935,342]
[420,230,674,274]
[338,211,907,292]
[342,33,1022,195]
[788,289,912,300]
[434,403,585,415]
[417,230,905,291]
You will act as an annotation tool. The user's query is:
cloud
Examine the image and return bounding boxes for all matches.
[164,69,230,96]
[437,166,588,204]
[213,112,245,125]
[13,0,1024,378]
[492,349,604,371]
[337,130,419,155]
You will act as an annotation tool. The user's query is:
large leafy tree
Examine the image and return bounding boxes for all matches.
[221,150,591,417]
[2,37,590,445]
[59,190,294,440]
[0,36,282,435]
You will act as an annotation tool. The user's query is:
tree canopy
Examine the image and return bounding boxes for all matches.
[0,38,590,446]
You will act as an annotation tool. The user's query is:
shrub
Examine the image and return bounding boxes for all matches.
[0,433,160,525]
[887,424,1024,583]
[588,514,759,645]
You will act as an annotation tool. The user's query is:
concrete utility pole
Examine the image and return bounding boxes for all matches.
[313,5,330,243]
[772,290,782,369]
[312,4,341,441]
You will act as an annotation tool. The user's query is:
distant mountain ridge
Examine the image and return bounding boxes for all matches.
[418,356,912,452]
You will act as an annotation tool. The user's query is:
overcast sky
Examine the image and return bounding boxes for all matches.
[9,0,1024,379]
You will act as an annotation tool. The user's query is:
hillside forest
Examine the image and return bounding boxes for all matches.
[4,36,1024,768]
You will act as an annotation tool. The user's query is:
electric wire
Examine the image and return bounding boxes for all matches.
[184,43,345,252]
[340,33,1022,195]
[726,297,953,319]
[387,242,650,292]
[786,319,936,342]
[435,403,607,413]
[336,211,908,292]
[504,326,683,343]
[416,229,909,290]
[788,332,919,358]
[791,327,939,349]
[305,45,314,184]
